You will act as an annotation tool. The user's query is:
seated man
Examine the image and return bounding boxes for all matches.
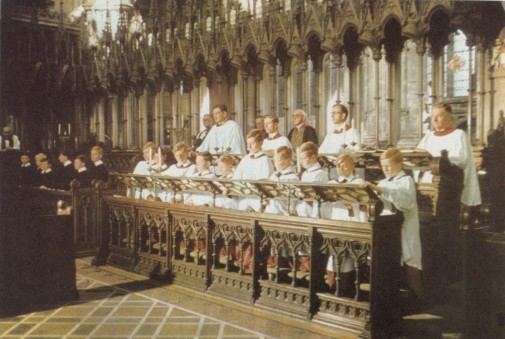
[58,150,75,190]
[319,104,360,154]
[161,142,195,202]
[262,115,292,154]
[233,129,274,212]
[264,146,299,215]
[417,102,481,207]
[186,151,215,207]
[90,146,108,183]
[363,148,423,303]
[74,154,92,188]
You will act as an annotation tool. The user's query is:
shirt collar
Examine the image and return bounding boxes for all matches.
[306,163,322,173]
[249,151,265,159]
[176,161,192,168]
[22,163,31,167]
[78,167,87,173]
[64,160,72,167]
[268,132,281,140]
[94,160,104,166]
[433,127,456,136]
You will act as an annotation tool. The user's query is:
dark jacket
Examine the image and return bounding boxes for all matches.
[75,169,92,188]
[90,163,108,183]
[59,164,76,190]
[287,125,319,145]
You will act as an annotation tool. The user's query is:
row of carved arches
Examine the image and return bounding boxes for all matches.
[2,1,504,152]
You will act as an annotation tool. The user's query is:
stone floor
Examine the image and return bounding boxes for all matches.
[0,258,465,339]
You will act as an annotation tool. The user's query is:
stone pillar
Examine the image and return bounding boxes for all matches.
[373,47,382,149]
[476,40,486,145]
[416,40,426,140]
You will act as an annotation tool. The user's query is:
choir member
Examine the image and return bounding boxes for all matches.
[74,154,92,188]
[196,104,246,155]
[287,109,318,150]
[37,158,58,189]
[161,142,196,202]
[233,129,274,212]
[264,146,298,215]
[262,115,292,154]
[319,104,360,154]
[296,141,329,218]
[417,102,481,207]
[133,142,157,175]
[90,146,108,183]
[19,153,37,186]
[321,154,365,294]
[186,151,215,207]
[215,154,237,210]
[58,150,75,190]
[363,148,423,303]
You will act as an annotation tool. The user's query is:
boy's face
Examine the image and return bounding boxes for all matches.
[20,155,30,164]
[264,118,277,134]
[247,137,261,153]
[74,159,84,170]
[331,106,347,125]
[174,150,188,163]
[217,161,232,175]
[59,154,68,164]
[299,151,317,169]
[142,148,150,161]
[90,149,102,162]
[275,154,290,171]
[195,156,209,172]
[380,158,402,179]
[40,161,50,171]
[336,158,355,178]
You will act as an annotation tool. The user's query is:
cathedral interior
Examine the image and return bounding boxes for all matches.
[1,0,505,338]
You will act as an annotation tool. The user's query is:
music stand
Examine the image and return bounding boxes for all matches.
[251,181,295,214]
[112,174,140,198]
[180,177,222,206]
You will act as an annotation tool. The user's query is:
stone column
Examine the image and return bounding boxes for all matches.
[373,47,382,149]
[416,40,426,140]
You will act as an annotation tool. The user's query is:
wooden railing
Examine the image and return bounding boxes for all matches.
[100,187,401,338]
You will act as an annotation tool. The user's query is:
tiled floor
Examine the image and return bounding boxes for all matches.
[0,260,335,339]
[0,258,466,339]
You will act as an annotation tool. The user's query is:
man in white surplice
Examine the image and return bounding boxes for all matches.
[417,102,481,207]
[261,115,292,153]
[319,104,360,154]
[196,104,246,155]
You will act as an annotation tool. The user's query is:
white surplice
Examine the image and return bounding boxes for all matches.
[264,166,299,215]
[233,151,274,211]
[319,124,360,154]
[417,128,481,206]
[196,120,246,155]
[378,170,422,270]
[296,162,329,218]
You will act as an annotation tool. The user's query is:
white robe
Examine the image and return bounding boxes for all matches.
[186,170,216,206]
[320,175,366,222]
[322,175,366,273]
[215,171,237,209]
[262,134,292,152]
[417,129,481,206]
[264,166,299,215]
[159,162,196,202]
[296,163,329,218]
[233,151,274,211]
[378,170,422,270]
[196,120,246,155]
[319,125,360,154]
